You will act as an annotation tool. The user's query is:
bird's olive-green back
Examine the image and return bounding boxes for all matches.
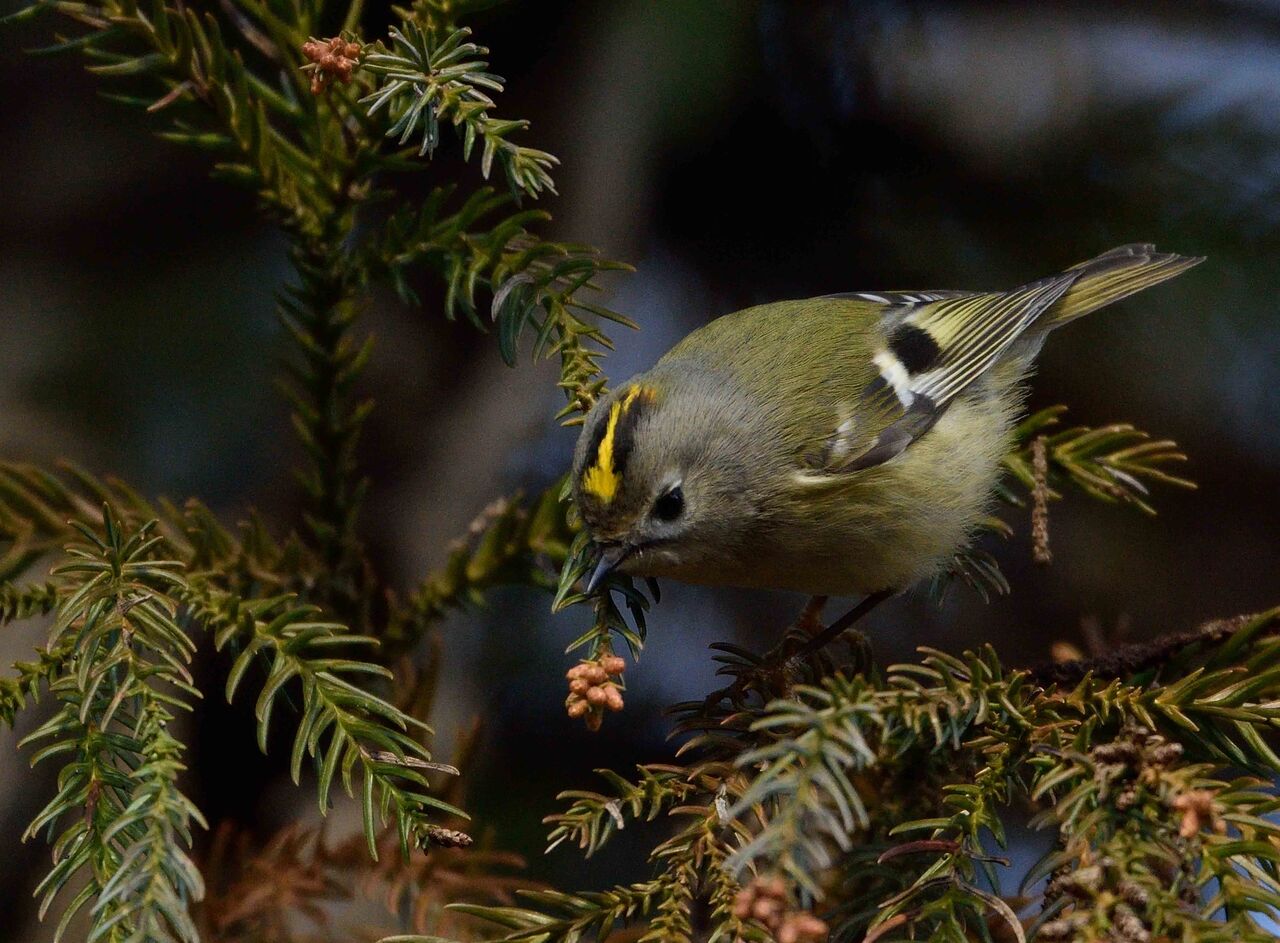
[650,296,888,462]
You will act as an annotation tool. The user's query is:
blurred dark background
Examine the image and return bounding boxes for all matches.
[2,0,1279,937]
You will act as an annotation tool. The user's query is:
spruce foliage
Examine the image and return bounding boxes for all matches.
[3,1,1276,941]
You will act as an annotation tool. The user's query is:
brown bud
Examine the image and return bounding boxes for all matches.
[763,875,788,899]
[1036,919,1073,942]
[569,678,589,695]
[566,699,589,718]
[795,913,829,933]
[779,912,828,943]
[751,896,782,925]
[422,824,473,848]
[301,35,360,92]
[601,655,625,674]
[1173,789,1218,838]
[732,887,755,919]
[1114,785,1137,811]
[1112,903,1151,943]
[567,664,587,680]
[604,685,624,711]
[1119,879,1150,910]
[1092,741,1139,765]
[584,711,603,732]
[586,685,608,706]
[1147,741,1184,766]
[584,665,608,685]
[1063,864,1102,898]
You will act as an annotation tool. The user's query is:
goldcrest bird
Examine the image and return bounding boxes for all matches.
[572,244,1201,600]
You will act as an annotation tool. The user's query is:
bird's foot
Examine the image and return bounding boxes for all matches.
[702,597,852,711]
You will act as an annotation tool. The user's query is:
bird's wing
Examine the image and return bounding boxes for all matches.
[826,289,972,304]
[802,272,1080,475]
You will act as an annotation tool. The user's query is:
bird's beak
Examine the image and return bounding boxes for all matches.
[585,543,631,593]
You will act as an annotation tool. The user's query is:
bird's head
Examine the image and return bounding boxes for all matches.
[570,377,763,591]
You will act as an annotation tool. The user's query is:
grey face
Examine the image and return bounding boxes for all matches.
[571,377,766,585]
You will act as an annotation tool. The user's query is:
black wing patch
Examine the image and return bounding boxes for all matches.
[887,323,942,373]
[805,272,1081,478]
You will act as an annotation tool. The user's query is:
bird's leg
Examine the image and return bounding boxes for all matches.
[703,592,891,709]
[794,589,893,658]
[784,595,829,645]
[801,594,830,631]
[702,596,827,709]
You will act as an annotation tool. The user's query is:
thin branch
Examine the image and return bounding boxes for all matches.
[1027,612,1263,684]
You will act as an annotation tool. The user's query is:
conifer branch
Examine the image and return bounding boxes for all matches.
[0,579,60,624]
[360,25,557,196]
[277,239,377,624]
[447,882,666,942]
[554,530,651,659]
[701,609,1280,939]
[1004,406,1195,515]
[1027,726,1280,941]
[459,768,764,942]
[185,581,467,858]
[0,641,73,729]
[871,752,1022,941]
[1028,611,1261,684]
[0,460,468,862]
[15,0,388,619]
[4,3,643,938]
[550,529,654,731]
[20,510,205,943]
[0,462,117,577]
[543,764,696,857]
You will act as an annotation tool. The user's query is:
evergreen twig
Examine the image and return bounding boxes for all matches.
[360,24,557,196]
[21,510,205,943]
[185,581,467,858]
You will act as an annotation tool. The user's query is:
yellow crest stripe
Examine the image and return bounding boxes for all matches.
[581,386,651,503]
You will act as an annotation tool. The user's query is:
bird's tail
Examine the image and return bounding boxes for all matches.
[1041,243,1203,330]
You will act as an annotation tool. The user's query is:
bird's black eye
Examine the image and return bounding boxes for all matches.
[652,485,684,522]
